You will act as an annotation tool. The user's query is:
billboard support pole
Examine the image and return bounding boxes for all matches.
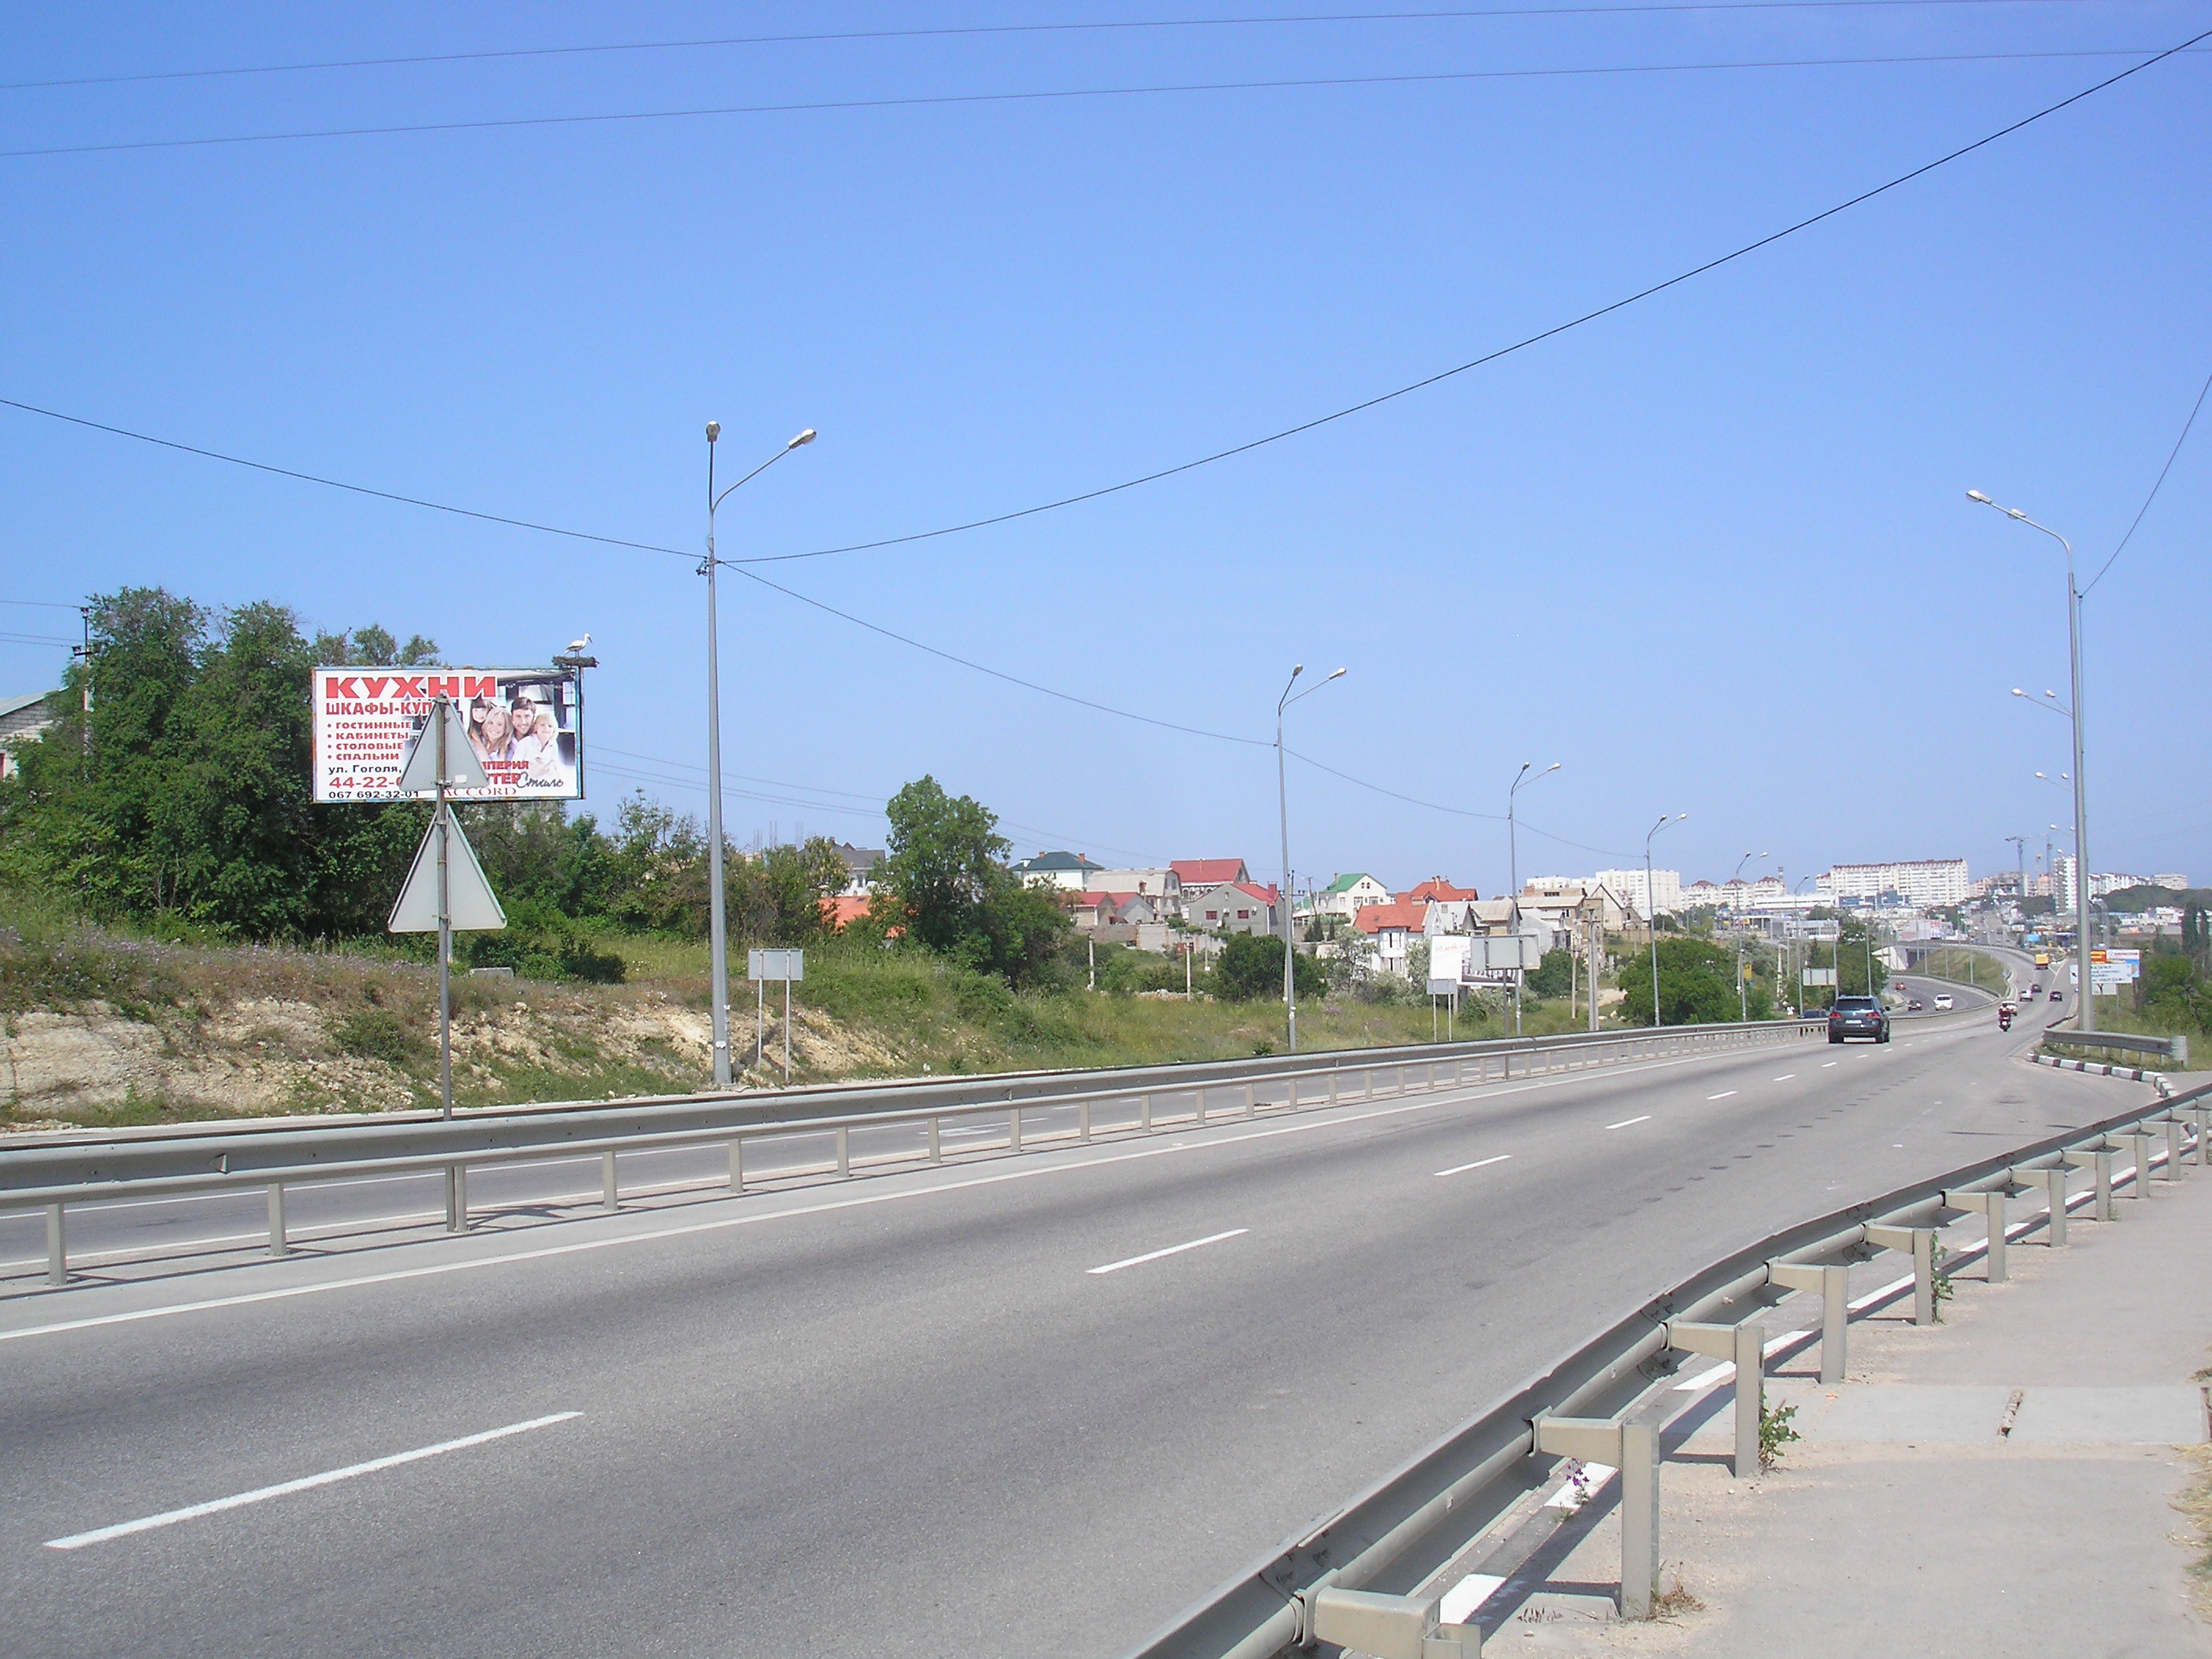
[434,698,454,1125]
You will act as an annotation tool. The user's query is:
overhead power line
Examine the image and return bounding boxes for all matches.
[731,30,2212,566]
[1,45,2193,161]
[2083,360,2212,595]
[0,2,2094,93]
[7,29,2203,580]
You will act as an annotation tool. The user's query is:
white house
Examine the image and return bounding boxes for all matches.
[0,690,57,782]
[1316,873,1393,920]
[1086,866,1182,917]
[1012,851,1106,892]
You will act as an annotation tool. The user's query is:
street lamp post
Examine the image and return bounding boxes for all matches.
[702,422,817,1089]
[1506,761,1560,1035]
[1972,491,2091,1033]
[1731,850,1767,1020]
[1644,813,1686,1027]
[1276,664,1346,1053]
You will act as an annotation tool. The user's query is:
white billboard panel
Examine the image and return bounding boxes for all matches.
[313,667,584,804]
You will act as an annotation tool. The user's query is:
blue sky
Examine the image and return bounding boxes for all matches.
[2,2,2206,898]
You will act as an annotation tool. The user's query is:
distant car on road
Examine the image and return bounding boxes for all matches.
[1828,994,1890,1044]
[2029,983,2042,996]
[1934,993,1954,1010]
[1907,998,1925,1011]
[2050,988,2064,1001]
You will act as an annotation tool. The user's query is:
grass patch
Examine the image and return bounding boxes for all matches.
[332,1007,430,1068]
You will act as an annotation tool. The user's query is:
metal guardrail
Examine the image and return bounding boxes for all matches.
[2039,1027,2190,1065]
[1121,1076,2212,1659]
[2,1018,1826,1288]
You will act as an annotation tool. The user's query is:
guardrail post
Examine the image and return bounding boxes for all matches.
[728,1139,745,1190]
[2126,1131,2152,1199]
[1140,1093,1153,1133]
[1621,1420,1660,1617]
[602,1149,619,1212]
[1304,1588,1481,1659]
[1866,1224,1936,1324]
[1245,1081,1257,1119]
[1008,1107,1022,1155]
[1664,1320,1764,1478]
[1942,1189,2006,1282]
[46,1203,65,1286]
[2163,1117,2186,1180]
[1533,1415,1658,1617]
[1079,1099,1092,1143]
[1770,1262,1848,1383]
[928,1119,941,1163]
[1454,1057,1463,1085]
[266,1182,289,1258]
[1397,1064,1406,1093]
[445,1165,467,1233]
[837,1123,853,1174]
[2064,1148,2116,1221]
[1328,1071,1339,1106]
[2024,1165,2066,1245]
[2193,1105,2210,1168]
[1195,1087,1207,1128]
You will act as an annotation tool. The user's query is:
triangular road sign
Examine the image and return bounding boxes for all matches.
[396,698,489,796]
[389,812,507,933]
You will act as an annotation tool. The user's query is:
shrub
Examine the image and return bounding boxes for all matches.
[332,1007,428,1067]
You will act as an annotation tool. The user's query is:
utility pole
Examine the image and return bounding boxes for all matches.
[1506,762,1559,1035]
[702,422,816,1090]
[1276,664,1346,1053]
[1645,814,1683,1027]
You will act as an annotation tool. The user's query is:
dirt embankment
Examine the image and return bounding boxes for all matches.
[0,928,896,1130]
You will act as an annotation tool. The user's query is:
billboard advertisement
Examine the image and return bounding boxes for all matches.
[313,667,584,804]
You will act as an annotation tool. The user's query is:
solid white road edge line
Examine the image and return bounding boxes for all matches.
[1434,1155,1513,1178]
[1086,1229,1247,1276]
[1772,1075,1796,1082]
[1707,1092,1738,1101]
[42,1412,581,1550]
[1605,1116,1651,1130]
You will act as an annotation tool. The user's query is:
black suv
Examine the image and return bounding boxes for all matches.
[1828,995,1890,1044]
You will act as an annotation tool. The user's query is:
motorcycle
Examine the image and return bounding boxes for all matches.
[1998,1003,2015,1031]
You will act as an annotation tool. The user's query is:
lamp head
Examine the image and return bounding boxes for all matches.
[705,421,720,443]
[1291,664,1304,679]
[1325,667,1346,681]
[788,428,816,449]
[2011,688,2025,698]
[1967,489,1992,504]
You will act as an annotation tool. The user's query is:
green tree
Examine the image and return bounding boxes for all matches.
[1525,947,1576,998]
[873,776,1009,954]
[1616,936,1757,1025]
[1214,931,1326,1002]
[870,777,1071,986]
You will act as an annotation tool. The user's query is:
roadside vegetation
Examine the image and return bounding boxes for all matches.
[0,585,1796,1130]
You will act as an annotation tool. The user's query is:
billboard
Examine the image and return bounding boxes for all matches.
[313,667,584,804]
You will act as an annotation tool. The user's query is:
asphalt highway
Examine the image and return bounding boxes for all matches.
[2,980,2141,1659]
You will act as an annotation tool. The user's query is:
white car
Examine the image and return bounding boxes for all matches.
[1933,993,1954,1010]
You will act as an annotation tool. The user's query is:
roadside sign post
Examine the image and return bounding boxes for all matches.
[748,948,806,1086]
[388,697,504,1155]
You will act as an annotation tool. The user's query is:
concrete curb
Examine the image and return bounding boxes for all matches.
[2030,1051,2170,1095]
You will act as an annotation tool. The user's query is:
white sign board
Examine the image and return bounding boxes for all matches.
[749,948,806,982]
[1426,935,1470,990]
[1801,967,1838,987]
[314,666,584,803]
